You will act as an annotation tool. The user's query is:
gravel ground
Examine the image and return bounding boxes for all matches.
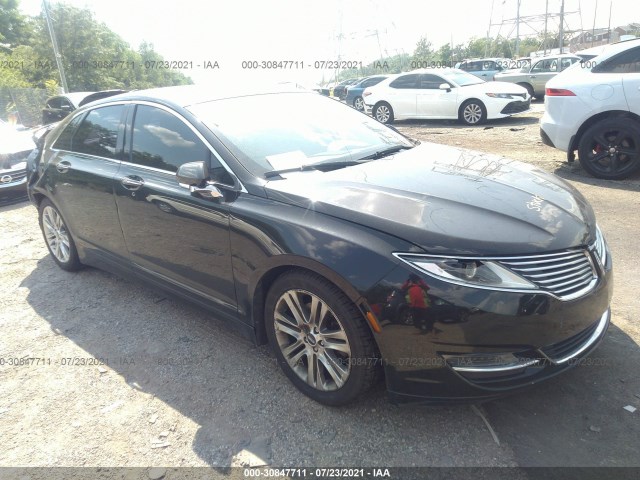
[1,103,639,474]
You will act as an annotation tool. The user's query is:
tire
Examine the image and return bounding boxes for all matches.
[265,270,379,405]
[38,198,82,271]
[353,96,365,112]
[459,100,487,125]
[517,82,535,99]
[578,118,640,180]
[373,102,394,124]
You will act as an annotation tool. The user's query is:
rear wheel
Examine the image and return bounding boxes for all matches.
[265,271,379,405]
[39,199,82,271]
[373,102,394,124]
[578,118,640,180]
[353,96,365,111]
[459,100,487,125]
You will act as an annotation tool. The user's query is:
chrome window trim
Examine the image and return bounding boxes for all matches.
[49,99,247,193]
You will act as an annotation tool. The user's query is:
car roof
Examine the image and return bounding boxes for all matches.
[47,92,95,107]
[590,38,640,62]
[88,84,313,109]
[531,53,581,61]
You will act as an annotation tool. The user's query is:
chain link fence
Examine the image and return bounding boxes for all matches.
[1,88,49,128]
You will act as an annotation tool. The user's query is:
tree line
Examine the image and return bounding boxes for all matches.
[0,0,192,94]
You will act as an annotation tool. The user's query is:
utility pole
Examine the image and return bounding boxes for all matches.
[591,0,598,47]
[515,0,521,57]
[42,0,68,93]
[543,0,549,55]
[559,0,565,53]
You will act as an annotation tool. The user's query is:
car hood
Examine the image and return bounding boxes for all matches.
[264,143,595,255]
[0,126,35,155]
[461,81,529,95]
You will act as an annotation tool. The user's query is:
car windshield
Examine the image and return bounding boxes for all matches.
[443,70,485,87]
[188,92,413,176]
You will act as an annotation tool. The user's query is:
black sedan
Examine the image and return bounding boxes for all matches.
[42,90,126,125]
[28,85,612,406]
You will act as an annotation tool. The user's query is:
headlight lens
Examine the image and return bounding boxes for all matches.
[395,254,537,290]
[485,93,514,99]
[594,224,607,266]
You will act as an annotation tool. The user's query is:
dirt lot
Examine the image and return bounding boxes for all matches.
[1,102,639,474]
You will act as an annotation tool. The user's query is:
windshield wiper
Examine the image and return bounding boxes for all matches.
[264,160,364,179]
[357,145,413,161]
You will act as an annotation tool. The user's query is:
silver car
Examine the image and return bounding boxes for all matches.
[494,54,581,98]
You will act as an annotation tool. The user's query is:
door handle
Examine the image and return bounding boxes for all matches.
[530,75,537,79]
[121,175,144,190]
[56,161,71,173]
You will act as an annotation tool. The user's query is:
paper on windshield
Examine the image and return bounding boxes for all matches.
[265,150,308,170]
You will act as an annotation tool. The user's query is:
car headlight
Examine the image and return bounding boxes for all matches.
[594,224,607,266]
[485,93,514,99]
[394,254,537,290]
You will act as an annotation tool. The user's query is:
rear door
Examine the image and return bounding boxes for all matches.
[386,74,420,117]
[600,46,640,114]
[114,103,238,317]
[47,104,128,259]
[529,58,558,95]
[416,74,458,118]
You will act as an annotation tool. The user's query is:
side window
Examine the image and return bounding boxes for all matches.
[483,61,496,71]
[130,105,233,184]
[389,74,419,89]
[46,97,62,109]
[598,47,640,73]
[71,105,124,159]
[532,59,556,73]
[52,114,84,151]
[418,74,446,89]
[466,61,482,72]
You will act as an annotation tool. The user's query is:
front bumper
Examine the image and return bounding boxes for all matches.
[365,250,613,404]
[0,169,28,206]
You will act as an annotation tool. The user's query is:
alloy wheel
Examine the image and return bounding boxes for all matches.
[463,103,483,124]
[375,105,391,123]
[42,206,71,263]
[273,289,351,391]
[354,97,364,111]
[582,126,639,178]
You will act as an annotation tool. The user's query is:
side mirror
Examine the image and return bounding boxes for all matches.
[176,161,209,187]
[439,83,452,92]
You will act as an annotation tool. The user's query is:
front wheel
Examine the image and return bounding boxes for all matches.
[39,198,82,271]
[265,271,379,405]
[373,102,394,124]
[578,118,640,180]
[353,96,365,111]
[459,100,487,125]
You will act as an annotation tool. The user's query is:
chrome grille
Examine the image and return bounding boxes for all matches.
[498,249,597,300]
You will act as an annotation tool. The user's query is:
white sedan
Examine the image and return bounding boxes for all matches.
[363,68,531,125]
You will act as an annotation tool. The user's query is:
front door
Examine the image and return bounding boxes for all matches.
[114,104,238,317]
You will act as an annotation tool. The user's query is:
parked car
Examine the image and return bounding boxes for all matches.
[29,85,611,406]
[540,38,640,179]
[494,54,581,98]
[363,68,531,125]
[455,58,505,81]
[333,78,361,100]
[345,75,388,111]
[42,90,126,125]
[0,120,35,205]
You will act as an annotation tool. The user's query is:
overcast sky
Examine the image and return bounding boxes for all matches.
[19,0,637,85]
